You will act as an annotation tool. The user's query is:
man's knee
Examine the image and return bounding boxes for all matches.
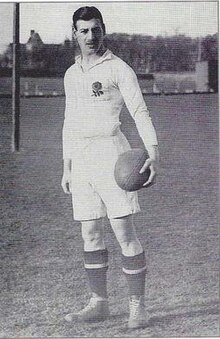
[82,229,102,244]
[114,230,135,247]
[110,216,136,243]
[110,216,142,256]
[81,219,105,251]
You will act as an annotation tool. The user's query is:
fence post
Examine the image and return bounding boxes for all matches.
[12,2,20,152]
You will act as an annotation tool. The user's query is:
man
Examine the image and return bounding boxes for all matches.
[61,6,159,329]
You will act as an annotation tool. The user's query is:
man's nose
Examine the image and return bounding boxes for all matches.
[87,29,95,40]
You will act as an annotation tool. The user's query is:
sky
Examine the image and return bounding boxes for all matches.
[0,1,218,53]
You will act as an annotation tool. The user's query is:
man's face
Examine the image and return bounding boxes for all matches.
[74,18,105,56]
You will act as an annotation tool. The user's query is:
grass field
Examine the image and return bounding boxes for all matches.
[0,93,219,337]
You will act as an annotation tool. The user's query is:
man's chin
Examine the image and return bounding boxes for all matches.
[83,44,104,56]
[86,46,100,54]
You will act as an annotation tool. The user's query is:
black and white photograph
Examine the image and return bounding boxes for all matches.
[0,1,219,337]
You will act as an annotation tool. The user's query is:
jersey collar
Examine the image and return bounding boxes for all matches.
[75,49,113,71]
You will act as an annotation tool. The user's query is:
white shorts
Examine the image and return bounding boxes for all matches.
[70,130,140,221]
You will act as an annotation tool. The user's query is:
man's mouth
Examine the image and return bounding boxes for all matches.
[87,42,97,47]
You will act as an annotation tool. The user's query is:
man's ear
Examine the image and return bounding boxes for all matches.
[102,24,106,36]
[72,26,77,39]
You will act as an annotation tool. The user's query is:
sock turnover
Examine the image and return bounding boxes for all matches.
[122,251,147,297]
[84,249,108,299]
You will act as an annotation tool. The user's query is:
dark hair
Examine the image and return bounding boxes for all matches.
[72,6,105,32]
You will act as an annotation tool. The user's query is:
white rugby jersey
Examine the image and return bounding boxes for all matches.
[63,49,158,159]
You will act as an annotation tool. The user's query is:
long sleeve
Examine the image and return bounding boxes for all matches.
[62,71,75,159]
[117,63,158,149]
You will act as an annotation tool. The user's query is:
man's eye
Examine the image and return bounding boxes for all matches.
[93,27,101,33]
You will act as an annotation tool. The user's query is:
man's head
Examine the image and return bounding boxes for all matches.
[72,6,106,56]
[72,6,105,33]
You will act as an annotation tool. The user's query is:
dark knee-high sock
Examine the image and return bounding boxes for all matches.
[122,251,147,297]
[84,249,108,299]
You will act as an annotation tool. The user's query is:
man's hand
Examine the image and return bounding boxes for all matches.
[61,159,72,194]
[139,145,159,187]
[61,173,72,194]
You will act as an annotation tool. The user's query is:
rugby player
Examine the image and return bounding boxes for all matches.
[61,6,159,329]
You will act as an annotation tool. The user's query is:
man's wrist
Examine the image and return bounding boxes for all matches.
[146,145,159,162]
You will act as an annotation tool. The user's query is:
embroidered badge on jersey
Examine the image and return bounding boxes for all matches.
[91,82,104,97]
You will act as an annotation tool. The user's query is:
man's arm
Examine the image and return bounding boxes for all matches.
[61,70,74,194]
[117,63,159,186]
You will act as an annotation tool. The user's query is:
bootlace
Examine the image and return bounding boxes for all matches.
[129,297,144,318]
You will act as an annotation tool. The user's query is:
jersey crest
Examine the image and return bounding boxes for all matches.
[91,82,104,97]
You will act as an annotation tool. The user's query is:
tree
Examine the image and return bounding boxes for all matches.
[202,33,218,61]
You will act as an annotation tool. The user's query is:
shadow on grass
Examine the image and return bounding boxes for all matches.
[148,305,219,327]
[109,312,128,320]
[86,312,133,334]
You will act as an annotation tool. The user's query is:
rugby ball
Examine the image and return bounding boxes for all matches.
[114,148,150,191]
